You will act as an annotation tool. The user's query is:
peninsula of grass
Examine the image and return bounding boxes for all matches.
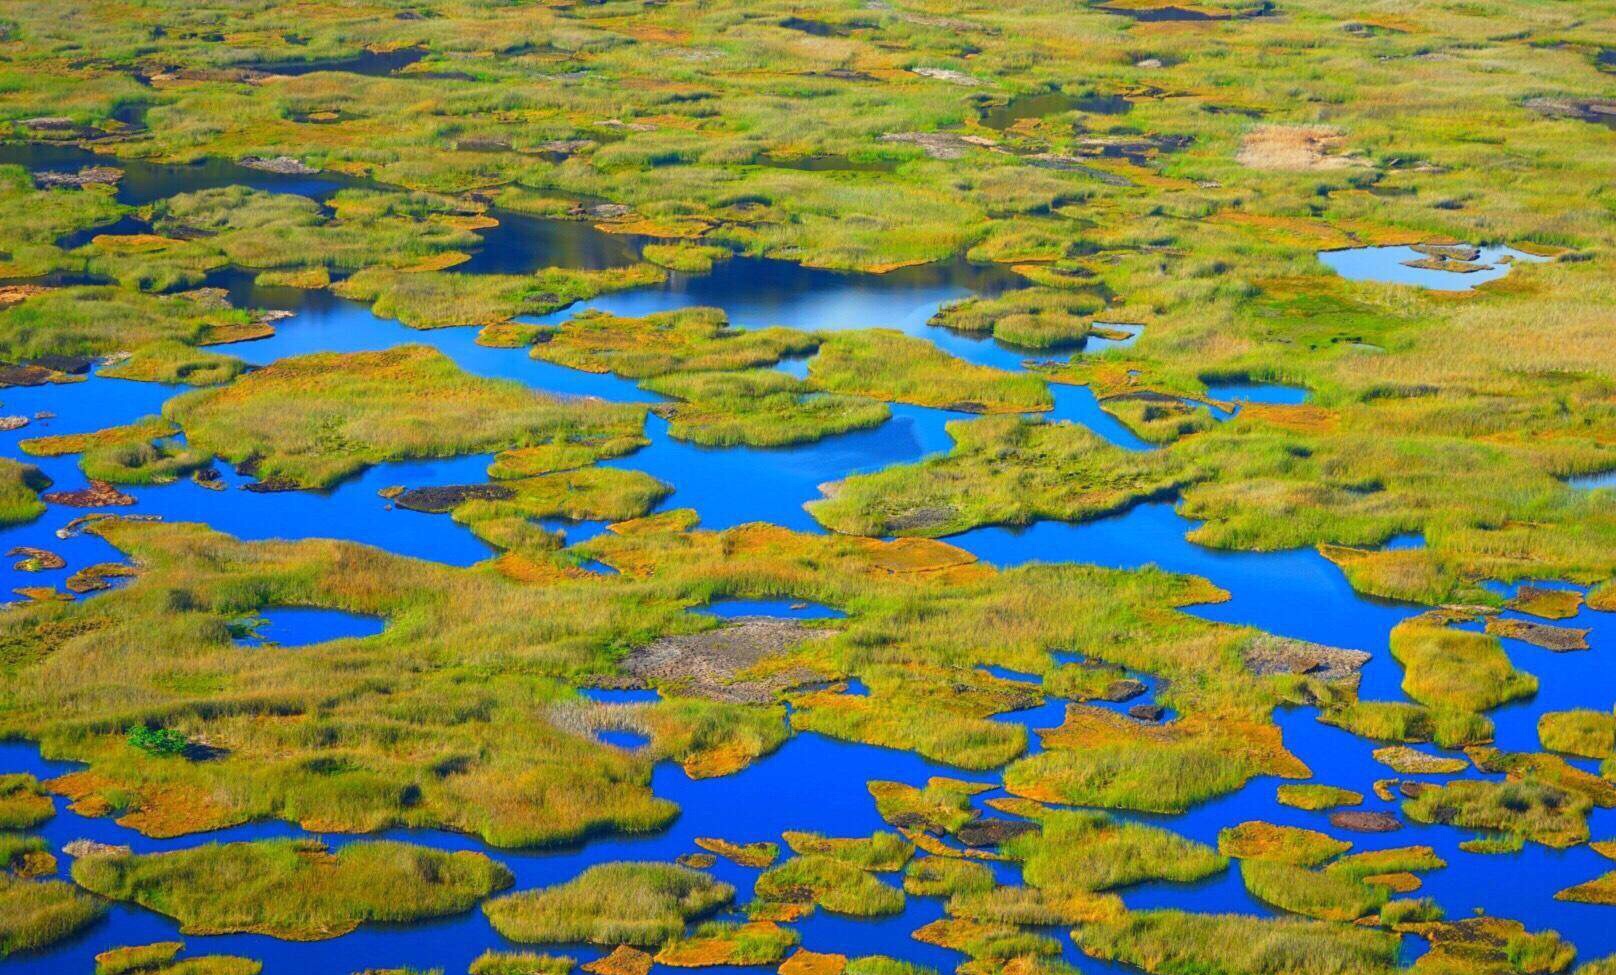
[333,265,666,329]
[0,775,52,830]
[0,286,271,362]
[0,460,51,526]
[787,666,1033,770]
[1239,859,1389,923]
[808,331,1053,414]
[23,415,211,486]
[70,838,512,940]
[0,873,107,959]
[99,340,248,386]
[0,834,54,878]
[483,862,732,945]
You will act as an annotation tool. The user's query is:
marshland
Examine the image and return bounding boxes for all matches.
[0,1,1614,974]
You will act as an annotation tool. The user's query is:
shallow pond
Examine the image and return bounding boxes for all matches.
[1567,469,1616,491]
[1317,244,1548,291]
[1,149,1612,974]
[978,91,1131,130]
[231,606,386,647]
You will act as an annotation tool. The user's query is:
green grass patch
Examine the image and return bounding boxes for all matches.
[483,862,731,945]
[71,838,512,940]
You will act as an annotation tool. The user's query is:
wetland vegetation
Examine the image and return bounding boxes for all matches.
[0,0,1612,972]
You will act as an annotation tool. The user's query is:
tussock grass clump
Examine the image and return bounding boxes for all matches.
[912,918,1061,964]
[693,838,778,869]
[845,957,937,975]
[1239,859,1388,922]
[645,370,889,448]
[1072,910,1400,975]
[0,774,53,830]
[1370,746,1467,775]
[754,854,905,917]
[1378,899,1443,926]
[95,942,187,975]
[468,951,574,975]
[0,873,107,959]
[904,858,995,898]
[782,831,914,871]
[164,345,647,489]
[483,863,732,945]
[1005,809,1226,892]
[809,330,1052,414]
[1006,706,1306,814]
[809,416,1185,537]
[1399,918,1574,975]
[71,838,512,940]
[946,884,1123,926]
[1277,785,1363,811]
[94,941,262,975]
[0,459,51,526]
[930,288,1106,350]
[533,308,815,379]
[23,415,210,486]
[1218,822,1350,868]
[640,244,731,274]
[1538,710,1616,759]
[868,778,987,834]
[450,467,671,550]
[0,834,55,878]
[655,921,799,967]
[1402,779,1591,849]
[1325,847,1445,881]
[1319,702,1492,749]
[1388,618,1537,713]
[0,286,266,361]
